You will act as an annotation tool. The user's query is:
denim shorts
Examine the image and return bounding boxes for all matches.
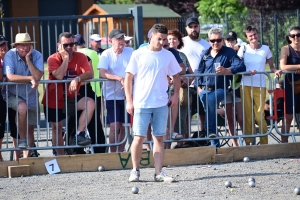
[132,106,168,137]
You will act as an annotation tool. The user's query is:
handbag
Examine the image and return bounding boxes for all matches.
[287,75,300,94]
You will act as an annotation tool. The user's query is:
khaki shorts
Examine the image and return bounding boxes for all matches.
[6,95,40,125]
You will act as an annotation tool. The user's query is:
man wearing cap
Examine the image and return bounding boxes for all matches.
[180,17,210,134]
[2,33,43,157]
[225,31,240,52]
[89,34,105,57]
[74,33,106,153]
[42,32,95,155]
[98,28,133,152]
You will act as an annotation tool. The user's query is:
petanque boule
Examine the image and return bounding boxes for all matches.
[243,157,250,162]
[132,186,139,194]
[98,166,105,172]
[294,187,300,195]
[249,181,255,187]
[225,181,232,188]
[248,177,255,183]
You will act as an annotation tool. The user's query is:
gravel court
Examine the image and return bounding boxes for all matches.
[0,158,300,199]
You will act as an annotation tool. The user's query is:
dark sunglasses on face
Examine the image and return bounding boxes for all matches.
[289,33,300,38]
[209,38,223,43]
[62,43,75,48]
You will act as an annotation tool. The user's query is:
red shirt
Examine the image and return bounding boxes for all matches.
[42,52,91,109]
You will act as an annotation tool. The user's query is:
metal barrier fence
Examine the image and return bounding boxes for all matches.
[1,71,300,160]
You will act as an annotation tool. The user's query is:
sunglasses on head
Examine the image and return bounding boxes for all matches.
[289,33,300,38]
[209,38,223,43]
[62,43,75,48]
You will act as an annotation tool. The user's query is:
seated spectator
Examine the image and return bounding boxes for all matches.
[42,32,95,156]
[2,33,44,158]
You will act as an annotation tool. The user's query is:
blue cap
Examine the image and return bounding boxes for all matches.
[75,34,85,45]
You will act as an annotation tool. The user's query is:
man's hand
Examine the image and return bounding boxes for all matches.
[26,45,33,59]
[58,44,69,59]
[168,94,178,108]
[216,66,231,74]
[126,101,134,116]
[274,69,282,77]
[30,77,39,89]
[119,77,124,89]
[68,77,79,93]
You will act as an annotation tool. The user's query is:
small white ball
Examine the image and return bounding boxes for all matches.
[132,186,139,194]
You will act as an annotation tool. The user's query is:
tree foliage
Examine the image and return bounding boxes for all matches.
[195,0,247,19]
[239,0,300,11]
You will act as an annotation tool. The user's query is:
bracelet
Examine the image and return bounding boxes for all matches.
[76,76,81,82]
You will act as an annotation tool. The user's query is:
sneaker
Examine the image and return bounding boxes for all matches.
[18,140,28,149]
[73,132,91,146]
[208,133,216,138]
[154,170,174,182]
[129,169,140,182]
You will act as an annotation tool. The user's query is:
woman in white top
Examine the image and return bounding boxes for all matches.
[237,25,281,145]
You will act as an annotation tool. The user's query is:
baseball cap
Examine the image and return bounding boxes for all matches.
[125,35,133,41]
[75,34,85,45]
[109,29,125,39]
[186,17,199,27]
[0,35,8,45]
[90,34,102,42]
[226,31,237,40]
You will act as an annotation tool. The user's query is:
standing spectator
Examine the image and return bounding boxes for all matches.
[180,17,210,133]
[2,33,44,158]
[167,29,193,144]
[74,34,106,153]
[196,28,246,148]
[89,34,105,57]
[125,24,181,182]
[42,32,94,156]
[222,31,244,147]
[237,25,281,145]
[0,35,18,161]
[98,29,133,152]
[279,25,300,143]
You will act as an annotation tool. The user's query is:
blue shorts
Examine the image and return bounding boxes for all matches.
[132,106,168,137]
[106,100,128,124]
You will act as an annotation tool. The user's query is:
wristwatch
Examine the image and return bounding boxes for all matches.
[76,76,81,82]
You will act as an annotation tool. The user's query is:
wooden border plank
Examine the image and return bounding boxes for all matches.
[217,142,300,161]
[0,161,18,177]
[19,146,216,175]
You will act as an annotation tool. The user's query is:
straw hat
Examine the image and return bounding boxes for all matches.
[11,33,36,46]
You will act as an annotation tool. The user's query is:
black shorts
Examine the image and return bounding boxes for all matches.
[44,107,65,123]
[0,95,18,139]
[285,77,300,114]
[190,87,205,116]
[106,100,129,124]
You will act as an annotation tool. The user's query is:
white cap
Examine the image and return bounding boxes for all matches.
[236,38,244,46]
[125,35,133,41]
[90,34,102,41]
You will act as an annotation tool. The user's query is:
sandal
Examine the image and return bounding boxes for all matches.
[171,132,184,140]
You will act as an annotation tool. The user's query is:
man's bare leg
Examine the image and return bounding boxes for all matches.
[51,121,65,155]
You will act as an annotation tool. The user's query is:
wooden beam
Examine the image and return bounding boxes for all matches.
[217,142,300,161]
[214,154,233,163]
[19,146,216,175]
[8,165,30,178]
[0,161,18,177]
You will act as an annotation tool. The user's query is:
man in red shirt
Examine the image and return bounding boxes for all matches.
[42,32,95,156]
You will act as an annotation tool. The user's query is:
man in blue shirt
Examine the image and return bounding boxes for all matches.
[196,28,245,148]
[2,33,44,156]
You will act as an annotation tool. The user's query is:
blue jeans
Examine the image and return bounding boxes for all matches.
[199,88,228,148]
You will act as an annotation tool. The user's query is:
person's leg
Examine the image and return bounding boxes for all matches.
[23,124,34,158]
[8,108,19,160]
[241,86,253,145]
[118,124,126,152]
[0,97,6,161]
[281,114,293,143]
[77,97,95,131]
[129,108,150,182]
[50,121,65,155]
[225,103,239,147]
[16,101,28,142]
[252,87,268,144]
[109,122,121,152]
[152,135,164,174]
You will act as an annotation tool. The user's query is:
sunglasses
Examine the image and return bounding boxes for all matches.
[289,33,300,38]
[62,43,75,48]
[209,38,223,43]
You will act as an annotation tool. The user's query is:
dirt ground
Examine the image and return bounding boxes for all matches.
[1,157,300,200]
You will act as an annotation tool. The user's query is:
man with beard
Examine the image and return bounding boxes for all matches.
[180,17,210,134]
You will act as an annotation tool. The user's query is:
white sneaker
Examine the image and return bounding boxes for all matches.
[129,169,140,182]
[154,170,174,182]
